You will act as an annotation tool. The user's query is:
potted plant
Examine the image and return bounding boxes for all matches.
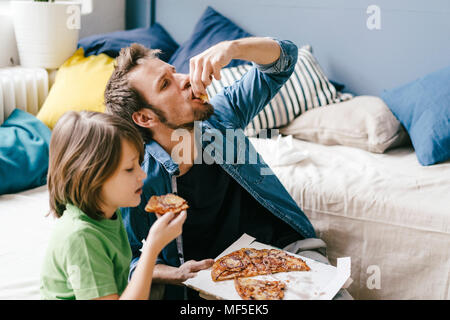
[11,0,82,69]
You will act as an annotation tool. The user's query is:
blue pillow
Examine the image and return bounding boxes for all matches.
[381,65,450,166]
[77,23,179,62]
[168,6,252,74]
[0,109,52,195]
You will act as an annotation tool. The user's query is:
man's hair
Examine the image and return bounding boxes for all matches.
[104,43,162,143]
[47,111,144,220]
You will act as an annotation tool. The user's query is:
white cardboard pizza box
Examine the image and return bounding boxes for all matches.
[183,233,351,300]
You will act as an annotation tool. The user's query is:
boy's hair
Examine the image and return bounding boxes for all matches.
[47,111,144,220]
[104,43,162,143]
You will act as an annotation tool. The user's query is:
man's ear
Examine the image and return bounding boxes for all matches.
[132,108,159,130]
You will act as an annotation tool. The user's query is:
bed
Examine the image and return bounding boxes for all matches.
[1,0,449,300]
[0,185,54,299]
[1,138,449,300]
[250,137,450,299]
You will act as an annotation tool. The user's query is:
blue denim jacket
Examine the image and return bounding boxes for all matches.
[122,39,316,277]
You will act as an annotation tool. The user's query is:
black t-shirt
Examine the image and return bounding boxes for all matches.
[176,162,303,262]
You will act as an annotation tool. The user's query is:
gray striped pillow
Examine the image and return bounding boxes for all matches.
[206,45,352,136]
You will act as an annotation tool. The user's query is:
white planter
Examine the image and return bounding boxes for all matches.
[11,0,82,69]
[0,4,20,67]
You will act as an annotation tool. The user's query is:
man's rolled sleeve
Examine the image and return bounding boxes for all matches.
[253,37,298,75]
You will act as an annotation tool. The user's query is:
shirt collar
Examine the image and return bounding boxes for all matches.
[145,139,180,176]
[144,121,216,176]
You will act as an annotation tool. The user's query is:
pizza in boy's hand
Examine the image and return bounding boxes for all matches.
[144,194,189,215]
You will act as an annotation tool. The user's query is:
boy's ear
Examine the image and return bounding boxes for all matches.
[132,108,159,129]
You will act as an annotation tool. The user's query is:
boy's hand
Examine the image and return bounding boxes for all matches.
[147,210,187,253]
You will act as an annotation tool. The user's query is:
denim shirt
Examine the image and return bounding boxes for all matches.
[122,39,316,278]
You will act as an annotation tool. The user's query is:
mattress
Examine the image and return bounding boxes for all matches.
[250,137,450,299]
[1,138,449,299]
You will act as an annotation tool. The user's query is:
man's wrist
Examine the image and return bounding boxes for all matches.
[229,37,281,65]
[152,263,184,286]
[228,39,241,61]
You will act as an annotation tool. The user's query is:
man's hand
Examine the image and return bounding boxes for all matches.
[177,259,215,283]
[189,37,281,98]
[189,41,233,98]
[153,259,215,286]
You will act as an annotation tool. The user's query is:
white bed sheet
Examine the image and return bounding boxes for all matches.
[1,138,449,299]
[0,185,55,300]
[250,137,450,299]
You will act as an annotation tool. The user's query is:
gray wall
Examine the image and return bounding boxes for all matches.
[80,0,125,38]
[154,0,450,95]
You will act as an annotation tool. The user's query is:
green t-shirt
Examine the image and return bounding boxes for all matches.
[40,204,132,300]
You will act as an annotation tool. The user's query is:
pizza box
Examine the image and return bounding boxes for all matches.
[183,233,351,300]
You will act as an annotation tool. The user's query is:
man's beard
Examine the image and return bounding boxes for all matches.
[161,103,214,130]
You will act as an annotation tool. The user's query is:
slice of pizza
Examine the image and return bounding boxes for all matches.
[199,94,209,103]
[264,249,311,273]
[144,193,189,215]
[234,278,286,300]
[211,249,253,282]
[211,248,310,281]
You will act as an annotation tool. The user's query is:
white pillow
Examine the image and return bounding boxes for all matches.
[279,96,409,153]
[206,45,352,136]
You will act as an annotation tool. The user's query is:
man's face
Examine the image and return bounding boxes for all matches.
[129,57,214,130]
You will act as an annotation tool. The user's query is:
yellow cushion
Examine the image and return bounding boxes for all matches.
[37,48,115,129]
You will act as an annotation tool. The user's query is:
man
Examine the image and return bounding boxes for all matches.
[105,37,351,300]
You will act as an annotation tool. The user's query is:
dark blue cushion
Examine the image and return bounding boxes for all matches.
[381,65,450,166]
[77,23,179,62]
[168,6,252,74]
[0,109,52,195]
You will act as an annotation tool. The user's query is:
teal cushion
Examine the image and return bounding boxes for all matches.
[0,109,52,195]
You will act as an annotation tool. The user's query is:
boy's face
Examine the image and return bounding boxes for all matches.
[100,139,146,218]
[129,57,214,130]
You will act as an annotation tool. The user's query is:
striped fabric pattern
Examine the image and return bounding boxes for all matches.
[206,45,352,136]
